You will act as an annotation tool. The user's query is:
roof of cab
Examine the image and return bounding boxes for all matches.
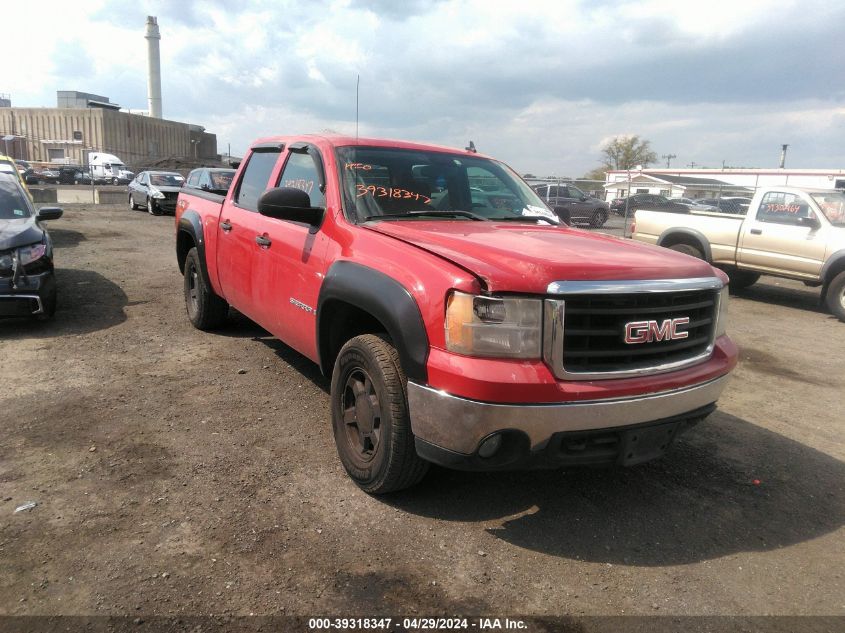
[247,134,491,159]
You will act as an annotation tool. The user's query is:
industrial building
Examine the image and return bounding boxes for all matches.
[0,17,217,171]
[0,91,217,169]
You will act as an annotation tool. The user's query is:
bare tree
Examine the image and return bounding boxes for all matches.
[601,136,658,170]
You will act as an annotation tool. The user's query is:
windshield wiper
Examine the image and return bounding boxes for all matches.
[364,210,488,222]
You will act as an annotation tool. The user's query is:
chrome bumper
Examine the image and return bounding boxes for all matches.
[407,375,730,455]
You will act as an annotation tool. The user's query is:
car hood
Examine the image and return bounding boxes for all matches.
[366,221,717,293]
[0,217,43,251]
[150,185,182,193]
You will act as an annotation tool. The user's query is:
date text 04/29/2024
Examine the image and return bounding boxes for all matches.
[307,617,528,630]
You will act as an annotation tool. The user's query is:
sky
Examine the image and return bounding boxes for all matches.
[3,0,843,177]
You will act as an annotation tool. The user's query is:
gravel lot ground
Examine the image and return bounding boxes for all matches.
[1,204,843,621]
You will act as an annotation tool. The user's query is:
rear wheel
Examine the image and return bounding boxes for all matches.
[668,243,704,260]
[183,247,228,329]
[824,270,845,322]
[331,334,429,494]
[589,209,608,228]
[728,270,760,291]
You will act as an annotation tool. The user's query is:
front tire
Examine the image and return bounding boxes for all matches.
[825,270,845,322]
[129,194,138,210]
[590,209,608,228]
[147,196,159,215]
[331,334,429,494]
[183,247,228,329]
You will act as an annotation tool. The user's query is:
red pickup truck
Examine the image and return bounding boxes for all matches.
[175,135,737,493]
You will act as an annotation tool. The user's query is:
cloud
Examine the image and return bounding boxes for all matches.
[1,0,843,176]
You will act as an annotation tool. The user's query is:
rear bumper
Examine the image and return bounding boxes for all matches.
[0,271,53,317]
[407,374,730,469]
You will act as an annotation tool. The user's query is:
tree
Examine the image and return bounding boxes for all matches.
[600,135,658,171]
[582,166,607,182]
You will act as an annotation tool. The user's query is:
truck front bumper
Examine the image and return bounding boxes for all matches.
[407,375,730,470]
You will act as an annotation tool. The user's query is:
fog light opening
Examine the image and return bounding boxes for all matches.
[478,433,503,459]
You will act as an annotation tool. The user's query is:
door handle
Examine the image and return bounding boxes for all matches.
[255,235,272,248]
[750,228,762,235]
[220,220,232,232]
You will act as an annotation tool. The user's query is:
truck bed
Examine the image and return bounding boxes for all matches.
[633,208,744,267]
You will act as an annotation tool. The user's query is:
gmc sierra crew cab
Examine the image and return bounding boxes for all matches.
[175,135,737,493]
[631,186,845,321]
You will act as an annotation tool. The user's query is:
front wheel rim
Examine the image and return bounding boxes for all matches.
[341,368,382,462]
[187,263,200,313]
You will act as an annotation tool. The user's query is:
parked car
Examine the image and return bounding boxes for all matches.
[57,165,92,185]
[128,171,185,215]
[695,198,743,214]
[632,186,845,320]
[184,167,236,195]
[26,168,60,185]
[673,197,718,211]
[0,154,33,197]
[532,183,610,227]
[175,134,736,493]
[610,193,688,216]
[722,196,753,212]
[0,172,63,318]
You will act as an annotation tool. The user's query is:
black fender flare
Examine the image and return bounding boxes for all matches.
[176,210,212,289]
[821,249,845,283]
[317,261,429,382]
[657,227,713,262]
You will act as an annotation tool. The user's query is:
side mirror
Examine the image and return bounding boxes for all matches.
[799,215,821,229]
[200,183,209,191]
[37,207,63,221]
[258,187,324,226]
[553,206,571,226]
[580,195,588,202]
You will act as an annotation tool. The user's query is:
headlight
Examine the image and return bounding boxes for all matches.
[715,286,729,338]
[149,187,165,199]
[19,243,47,266]
[445,291,542,358]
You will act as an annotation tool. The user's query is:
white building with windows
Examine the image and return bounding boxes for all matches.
[604,168,845,202]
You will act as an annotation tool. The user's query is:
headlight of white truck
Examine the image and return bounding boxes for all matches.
[445,291,542,358]
[715,286,729,338]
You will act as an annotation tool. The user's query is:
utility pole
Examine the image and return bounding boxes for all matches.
[687,161,697,169]
[661,153,676,168]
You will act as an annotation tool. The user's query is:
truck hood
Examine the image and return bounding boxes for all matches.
[0,217,43,251]
[366,221,716,293]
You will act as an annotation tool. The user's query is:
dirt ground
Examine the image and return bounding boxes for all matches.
[1,204,843,622]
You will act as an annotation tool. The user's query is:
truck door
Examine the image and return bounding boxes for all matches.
[215,145,284,320]
[737,191,827,278]
[249,144,329,359]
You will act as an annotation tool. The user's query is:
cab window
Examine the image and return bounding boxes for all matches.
[278,151,325,208]
[757,192,812,225]
[235,149,282,211]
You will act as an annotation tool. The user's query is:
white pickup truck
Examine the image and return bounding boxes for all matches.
[632,186,845,321]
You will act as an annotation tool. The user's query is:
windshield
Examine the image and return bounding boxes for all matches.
[811,191,845,227]
[150,173,184,187]
[0,178,31,219]
[336,146,558,224]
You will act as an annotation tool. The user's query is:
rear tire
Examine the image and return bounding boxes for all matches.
[184,247,228,330]
[331,334,429,494]
[824,270,845,322]
[668,243,704,260]
[728,270,760,291]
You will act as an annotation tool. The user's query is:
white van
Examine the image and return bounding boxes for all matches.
[88,153,135,185]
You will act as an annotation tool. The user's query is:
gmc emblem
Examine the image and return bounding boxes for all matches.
[624,317,690,344]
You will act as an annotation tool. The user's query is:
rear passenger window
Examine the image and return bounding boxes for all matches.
[187,171,200,187]
[757,192,811,225]
[235,150,281,210]
[278,151,326,208]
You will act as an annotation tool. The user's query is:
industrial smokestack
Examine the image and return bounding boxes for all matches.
[779,143,789,169]
[145,16,162,119]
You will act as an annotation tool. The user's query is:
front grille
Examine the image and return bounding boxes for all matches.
[560,289,718,375]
